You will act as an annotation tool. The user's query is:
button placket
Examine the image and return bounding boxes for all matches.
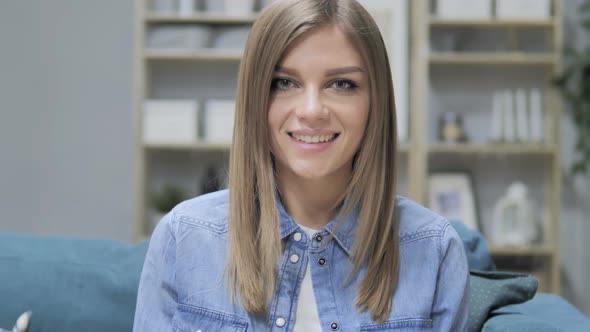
[271,235,306,332]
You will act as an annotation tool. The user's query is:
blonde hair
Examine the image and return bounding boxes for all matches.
[228,0,399,322]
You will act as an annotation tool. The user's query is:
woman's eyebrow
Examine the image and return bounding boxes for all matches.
[325,66,365,76]
[274,66,365,76]
[274,66,298,76]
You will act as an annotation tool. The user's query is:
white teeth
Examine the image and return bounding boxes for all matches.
[292,133,336,143]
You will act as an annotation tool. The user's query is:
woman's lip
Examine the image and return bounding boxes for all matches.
[288,130,340,136]
[288,133,338,152]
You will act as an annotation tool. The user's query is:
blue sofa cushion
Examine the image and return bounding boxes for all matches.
[468,270,538,332]
[450,220,496,271]
[483,293,590,332]
[0,233,148,332]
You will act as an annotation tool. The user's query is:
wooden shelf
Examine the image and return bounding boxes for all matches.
[429,52,556,65]
[144,142,231,151]
[429,17,556,28]
[428,143,555,156]
[144,49,243,61]
[489,245,555,256]
[145,12,258,24]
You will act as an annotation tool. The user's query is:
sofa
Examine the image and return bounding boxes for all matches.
[0,222,588,331]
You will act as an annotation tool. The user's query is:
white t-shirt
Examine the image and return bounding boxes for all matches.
[293,225,323,332]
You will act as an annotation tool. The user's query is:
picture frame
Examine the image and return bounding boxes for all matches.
[428,172,480,231]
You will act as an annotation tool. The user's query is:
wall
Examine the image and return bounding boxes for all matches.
[0,0,588,316]
[0,0,135,241]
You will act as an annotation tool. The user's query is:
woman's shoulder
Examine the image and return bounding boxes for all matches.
[167,189,231,234]
[395,195,454,244]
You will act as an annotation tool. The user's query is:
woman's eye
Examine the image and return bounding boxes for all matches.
[271,78,296,91]
[330,80,357,91]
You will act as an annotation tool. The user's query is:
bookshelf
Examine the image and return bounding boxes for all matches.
[410,0,563,293]
[134,0,563,293]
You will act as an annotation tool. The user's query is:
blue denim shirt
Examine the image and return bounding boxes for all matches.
[134,190,469,331]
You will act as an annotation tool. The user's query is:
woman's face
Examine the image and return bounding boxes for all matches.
[268,24,370,182]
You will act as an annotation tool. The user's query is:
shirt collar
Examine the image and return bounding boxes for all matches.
[276,193,359,256]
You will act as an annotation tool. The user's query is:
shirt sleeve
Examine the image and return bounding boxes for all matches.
[431,221,470,331]
[133,211,177,331]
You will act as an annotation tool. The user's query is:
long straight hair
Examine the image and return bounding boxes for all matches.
[227,0,399,322]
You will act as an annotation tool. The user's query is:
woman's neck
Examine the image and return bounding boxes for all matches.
[276,164,350,230]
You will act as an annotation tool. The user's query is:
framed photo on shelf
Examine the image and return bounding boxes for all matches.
[428,172,479,231]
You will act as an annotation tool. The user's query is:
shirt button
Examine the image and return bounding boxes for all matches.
[315,234,323,242]
[293,232,302,242]
[290,254,300,263]
[275,317,286,327]
[318,257,326,266]
[330,322,339,330]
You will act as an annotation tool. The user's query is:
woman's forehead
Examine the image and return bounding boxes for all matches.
[277,25,365,71]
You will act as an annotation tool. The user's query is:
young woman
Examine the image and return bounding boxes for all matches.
[134,0,469,331]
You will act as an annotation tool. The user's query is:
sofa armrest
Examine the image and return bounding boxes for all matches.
[482,293,590,331]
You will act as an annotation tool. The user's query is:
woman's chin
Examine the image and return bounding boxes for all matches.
[290,164,341,181]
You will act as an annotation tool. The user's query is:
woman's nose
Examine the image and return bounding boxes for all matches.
[295,87,328,120]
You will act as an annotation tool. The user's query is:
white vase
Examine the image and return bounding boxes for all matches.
[490,182,539,246]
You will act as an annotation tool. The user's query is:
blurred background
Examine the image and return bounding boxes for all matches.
[0,0,589,318]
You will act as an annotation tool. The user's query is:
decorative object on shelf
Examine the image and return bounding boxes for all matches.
[529,88,544,143]
[495,0,551,20]
[150,0,177,13]
[359,0,409,142]
[502,90,516,142]
[430,30,460,52]
[203,99,235,143]
[428,172,479,231]
[224,0,256,16]
[143,100,198,144]
[147,25,212,50]
[490,92,504,142]
[150,184,188,231]
[490,89,544,144]
[201,165,224,194]
[436,0,491,19]
[204,0,255,15]
[515,88,529,142]
[178,0,195,16]
[203,0,224,12]
[438,111,468,143]
[554,0,590,175]
[490,182,540,246]
[211,26,251,50]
